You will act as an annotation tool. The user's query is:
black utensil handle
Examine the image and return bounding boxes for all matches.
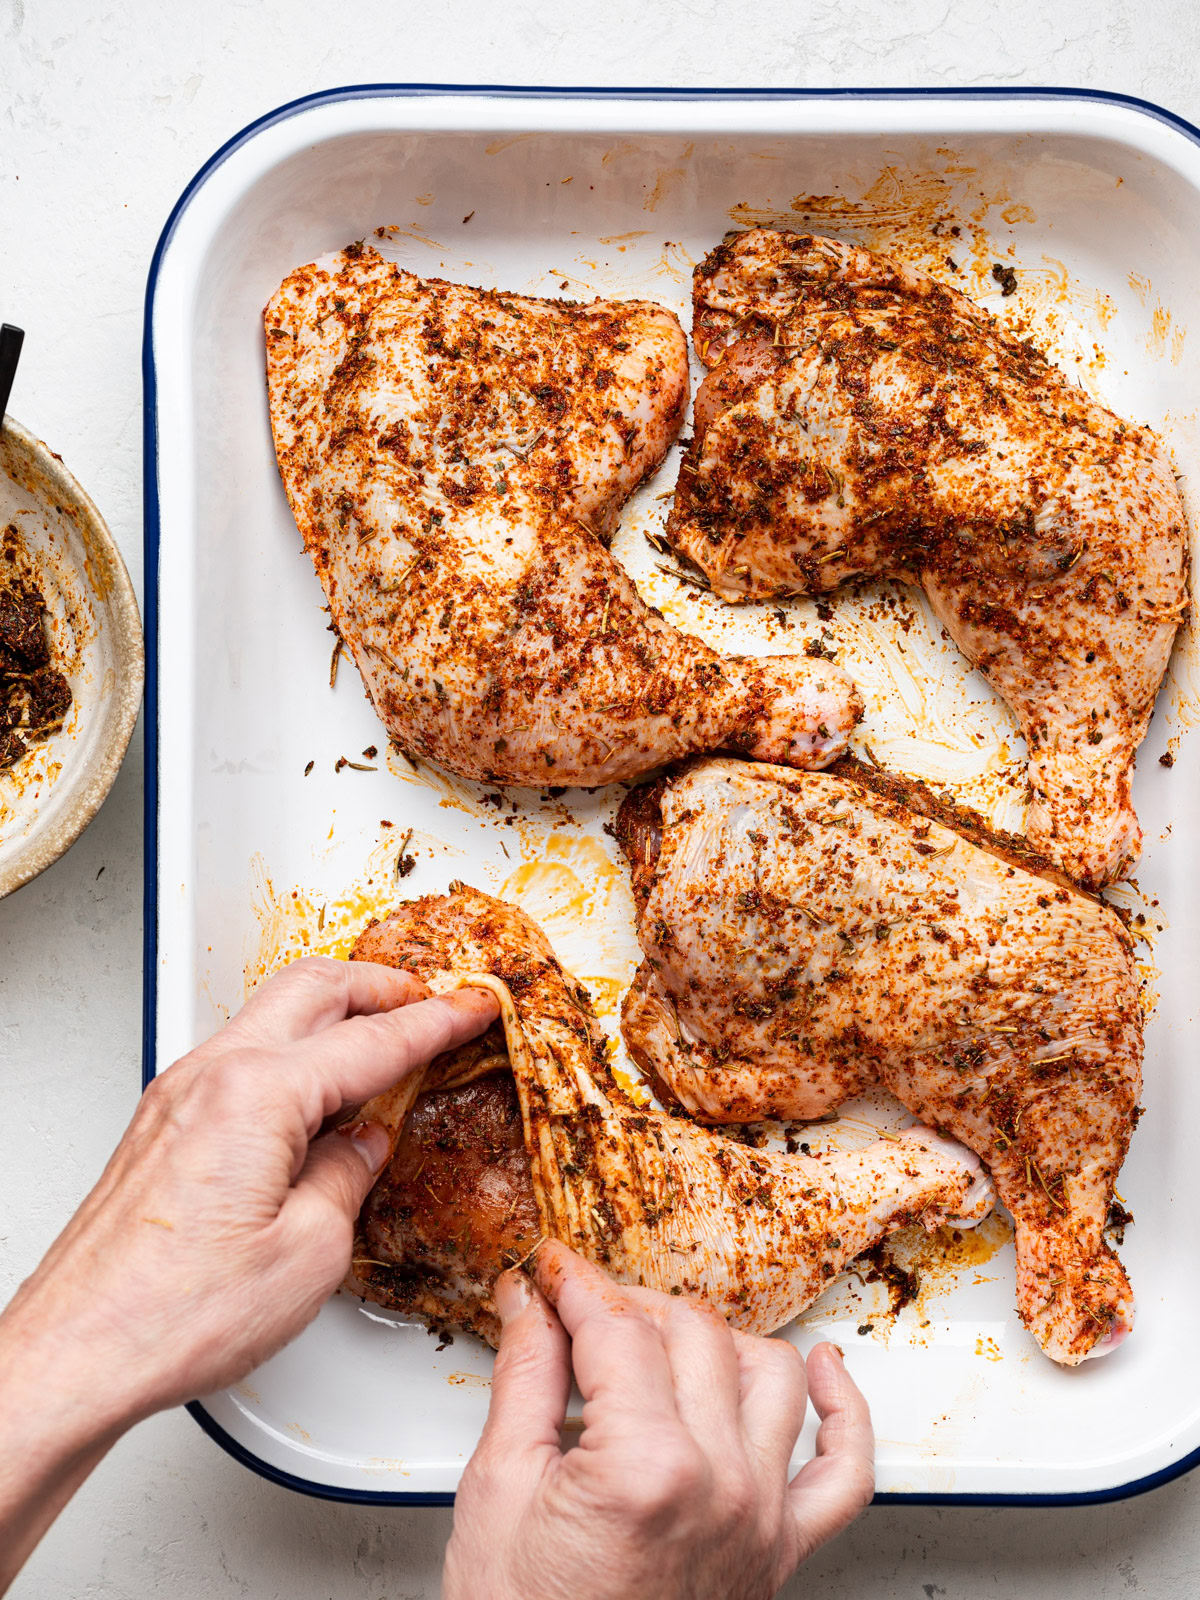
[0,324,25,426]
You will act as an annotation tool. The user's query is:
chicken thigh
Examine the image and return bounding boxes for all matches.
[344,885,992,1343]
[666,228,1189,886]
[265,247,860,786]
[616,757,1142,1364]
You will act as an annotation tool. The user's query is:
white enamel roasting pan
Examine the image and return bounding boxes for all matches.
[145,85,1200,1504]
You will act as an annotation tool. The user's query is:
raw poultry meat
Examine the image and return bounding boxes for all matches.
[350,1068,539,1345]
[616,756,1141,1365]
[343,885,992,1345]
[265,247,860,787]
[666,228,1189,887]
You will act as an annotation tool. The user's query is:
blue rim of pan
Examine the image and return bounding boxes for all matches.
[142,81,1200,1509]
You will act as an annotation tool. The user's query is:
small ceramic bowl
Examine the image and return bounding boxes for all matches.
[0,416,144,898]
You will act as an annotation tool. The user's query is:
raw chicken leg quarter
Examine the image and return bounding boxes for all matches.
[342,885,992,1346]
[668,228,1189,887]
[265,247,861,787]
[616,756,1141,1365]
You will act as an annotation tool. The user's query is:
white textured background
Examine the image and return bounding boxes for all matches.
[4,2,1200,1595]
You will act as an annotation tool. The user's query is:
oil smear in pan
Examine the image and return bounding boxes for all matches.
[795,1210,1016,1351]
[499,831,640,1020]
[615,497,1033,840]
[785,1066,1018,1344]
[1104,875,1167,1018]
[244,826,452,987]
[1155,404,1200,750]
[243,806,640,1024]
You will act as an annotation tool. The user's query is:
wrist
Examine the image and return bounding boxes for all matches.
[0,1276,146,1464]
[0,1287,137,1592]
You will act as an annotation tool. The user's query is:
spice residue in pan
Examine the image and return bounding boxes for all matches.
[243,840,438,986]
[798,1210,1016,1345]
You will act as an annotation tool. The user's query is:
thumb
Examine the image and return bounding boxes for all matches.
[785,1344,875,1565]
[474,1270,571,1472]
[282,1119,391,1249]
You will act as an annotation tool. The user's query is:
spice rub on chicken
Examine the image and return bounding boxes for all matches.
[666,228,1189,887]
[350,1069,539,1346]
[265,247,860,789]
[343,885,992,1346]
[615,756,1141,1365]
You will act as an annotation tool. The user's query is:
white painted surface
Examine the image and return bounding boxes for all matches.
[5,0,1200,1593]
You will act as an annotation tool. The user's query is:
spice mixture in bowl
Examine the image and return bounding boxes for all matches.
[0,417,143,898]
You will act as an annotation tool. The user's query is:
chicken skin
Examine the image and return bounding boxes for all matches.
[265,247,860,787]
[666,228,1189,886]
[343,885,992,1345]
[616,757,1141,1365]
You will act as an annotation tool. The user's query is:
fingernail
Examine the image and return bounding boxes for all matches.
[494,1268,534,1327]
[341,1120,391,1175]
[530,1237,565,1298]
[829,1343,846,1361]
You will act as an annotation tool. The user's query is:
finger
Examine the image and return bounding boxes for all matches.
[734,1330,809,1479]
[534,1241,679,1433]
[354,1070,429,1155]
[472,1270,570,1476]
[276,1119,393,1264]
[216,958,432,1050]
[270,989,500,1125]
[540,1262,743,1445]
[653,1295,742,1454]
[534,1249,739,1450]
[785,1344,875,1560]
[289,1068,426,1184]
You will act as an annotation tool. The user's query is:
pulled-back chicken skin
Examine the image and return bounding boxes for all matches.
[616,757,1141,1365]
[343,885,992,1345]
[265,247,860,786]
[666,228,1189,886]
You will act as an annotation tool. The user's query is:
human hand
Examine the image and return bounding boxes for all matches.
[444,1241,874,1600]
[0,954,497,1592]
[0,957,498,1433]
